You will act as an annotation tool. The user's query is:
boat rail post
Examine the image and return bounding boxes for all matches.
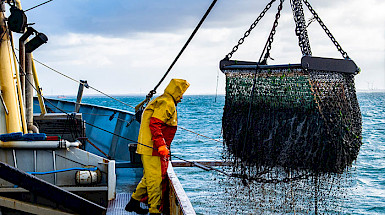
[75,80,88,113]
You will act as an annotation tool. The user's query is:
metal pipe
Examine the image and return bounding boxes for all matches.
[19,37,25,104]
[0,140,81,149]
[75,80,87,113]
[53,150,57,185]
[12,149,17,168]
[19,27,34,108]
[33,150,37,172]
[25,52,37,133]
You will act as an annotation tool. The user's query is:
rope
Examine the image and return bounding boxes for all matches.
[178,126,222,143]
[149,0,218,97]
[32,58,135,109]
[78,137,111,159]
[24,0,54,12]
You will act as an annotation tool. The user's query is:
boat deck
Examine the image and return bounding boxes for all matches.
[107,193,148,215]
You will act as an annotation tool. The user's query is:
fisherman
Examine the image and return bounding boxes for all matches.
[125,79,190,214]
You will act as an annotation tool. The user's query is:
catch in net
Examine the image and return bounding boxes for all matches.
[220,0,362,177]
[221,57,362,174]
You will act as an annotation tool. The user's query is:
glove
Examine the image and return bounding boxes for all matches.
[158,145,169,157]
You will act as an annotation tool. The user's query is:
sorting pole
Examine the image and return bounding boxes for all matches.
[75,80,87,113]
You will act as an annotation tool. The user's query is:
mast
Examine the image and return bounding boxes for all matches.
[0,1,23,133]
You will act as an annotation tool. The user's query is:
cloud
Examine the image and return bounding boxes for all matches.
[19,0,385,95]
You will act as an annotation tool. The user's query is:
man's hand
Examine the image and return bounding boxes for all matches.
[158,145,169,157]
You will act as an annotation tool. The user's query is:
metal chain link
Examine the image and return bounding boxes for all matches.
[262,0,284,63]
[302,0,349,59]
[290,0,312,55]
[226,0,277,59]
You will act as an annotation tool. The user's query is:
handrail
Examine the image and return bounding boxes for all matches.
[167,162,196,215]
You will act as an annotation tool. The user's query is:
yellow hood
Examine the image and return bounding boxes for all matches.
[164,79,190,103]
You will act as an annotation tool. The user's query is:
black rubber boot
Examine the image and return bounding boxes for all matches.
[125,198,149,214]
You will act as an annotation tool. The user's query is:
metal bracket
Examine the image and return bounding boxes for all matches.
[301,56,359,74]
[219,58,302,73]
[220,57,359,75]
[0,90,9,115]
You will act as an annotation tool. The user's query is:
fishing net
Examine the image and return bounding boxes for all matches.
[216,169,355,214]
[222,67,362,176]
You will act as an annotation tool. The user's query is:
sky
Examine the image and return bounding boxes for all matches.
[11,0,385,95]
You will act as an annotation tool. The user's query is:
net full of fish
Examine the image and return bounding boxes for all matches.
[222,67,362,177]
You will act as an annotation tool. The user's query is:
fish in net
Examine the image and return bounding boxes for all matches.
[218,0,361,213]
[217,65,361,214]
[222,65,362,178]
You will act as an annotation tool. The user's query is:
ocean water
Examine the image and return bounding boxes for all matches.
[74,93,384,214]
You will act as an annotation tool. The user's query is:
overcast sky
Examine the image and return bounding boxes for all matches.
[14,0,385,95]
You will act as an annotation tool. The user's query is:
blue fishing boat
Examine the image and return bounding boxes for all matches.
[0,0,202,214]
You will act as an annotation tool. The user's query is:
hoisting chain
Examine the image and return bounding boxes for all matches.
[290,0,312,55]
[225,0,277,60]
[302,0,349,59]
[242,0,285,160]
[262,0,284,64]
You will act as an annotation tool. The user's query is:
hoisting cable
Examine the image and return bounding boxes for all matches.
[24,0,54,12]
[136,0,218,112]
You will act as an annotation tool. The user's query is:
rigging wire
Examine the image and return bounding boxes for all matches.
[24,0,54,12]
[178,126,222,143]
[147,0,218,98]
[32,58,135,109]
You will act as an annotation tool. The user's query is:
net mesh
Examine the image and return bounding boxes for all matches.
[222,67,362,177]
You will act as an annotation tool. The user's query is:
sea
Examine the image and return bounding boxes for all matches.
[73,92,384,214]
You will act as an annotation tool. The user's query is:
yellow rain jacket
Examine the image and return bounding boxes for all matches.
[132,79,189,214]
[136,79,190,156]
